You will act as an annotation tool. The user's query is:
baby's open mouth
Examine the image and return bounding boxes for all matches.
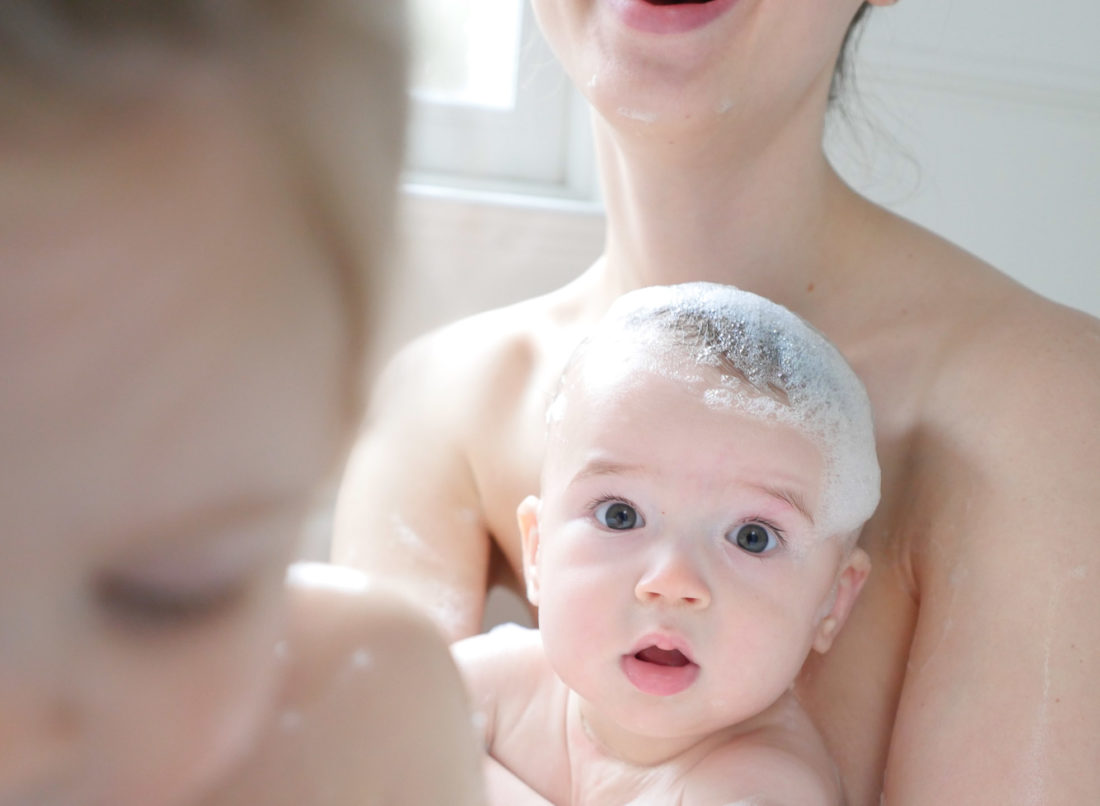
[644,1,717,5]
[622,642,700,696]
[634,645,691,667]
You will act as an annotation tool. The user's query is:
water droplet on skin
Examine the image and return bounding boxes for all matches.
[350,648,373,669]
[616,106,657,124]
[280,710,303,733]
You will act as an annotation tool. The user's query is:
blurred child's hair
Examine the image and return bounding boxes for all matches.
[0,0,407,415]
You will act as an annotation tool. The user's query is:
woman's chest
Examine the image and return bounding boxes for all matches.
[795,452,925,804]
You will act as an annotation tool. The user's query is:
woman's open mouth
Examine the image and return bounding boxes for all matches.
[621,642,701,696]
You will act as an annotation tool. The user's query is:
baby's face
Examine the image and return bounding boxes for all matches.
[528,342,864,750]
[0,93,349,805]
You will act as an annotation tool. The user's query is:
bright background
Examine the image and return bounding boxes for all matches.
[386,0,1100,361]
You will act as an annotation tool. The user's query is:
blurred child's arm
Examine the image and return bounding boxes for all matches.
[205,563,485,806]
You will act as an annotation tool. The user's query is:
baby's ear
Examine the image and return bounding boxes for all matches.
[812,546,871,654]
[517,495,542,607]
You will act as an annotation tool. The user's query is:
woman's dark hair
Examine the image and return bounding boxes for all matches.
[830,2,871,105]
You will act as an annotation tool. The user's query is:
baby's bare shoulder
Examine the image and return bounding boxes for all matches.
[452,624,559,745]
[682,699,842,806]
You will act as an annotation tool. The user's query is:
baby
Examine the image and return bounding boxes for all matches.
[455,282,881,805]
[0,3,482,806]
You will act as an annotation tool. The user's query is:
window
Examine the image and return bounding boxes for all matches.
[406,0,597,202]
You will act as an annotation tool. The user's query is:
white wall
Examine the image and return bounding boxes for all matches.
[829,0,1100,317]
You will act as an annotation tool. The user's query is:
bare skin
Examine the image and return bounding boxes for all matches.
[456,626,844,806]
[332,2,1100,803]
[204,566,484,806]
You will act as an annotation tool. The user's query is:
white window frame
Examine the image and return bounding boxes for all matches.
[404,2,599,206]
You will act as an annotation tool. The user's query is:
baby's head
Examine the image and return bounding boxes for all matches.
[0,3,404,804]
[524,283,880,743]
[546,281,881,543]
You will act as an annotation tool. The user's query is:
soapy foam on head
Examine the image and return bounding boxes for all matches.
[551,283,880,540]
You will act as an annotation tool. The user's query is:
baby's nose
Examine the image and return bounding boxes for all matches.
[0,676,79,797]
[634,544,711,609]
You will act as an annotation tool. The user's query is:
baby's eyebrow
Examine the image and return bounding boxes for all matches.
[753,483,815,525]
[569,458,646,486]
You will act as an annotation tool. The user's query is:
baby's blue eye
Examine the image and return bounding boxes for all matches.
[730,523,778,554]
[595,500,643,530]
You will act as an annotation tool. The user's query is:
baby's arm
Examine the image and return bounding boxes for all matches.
[453,625,559,806]
[204,563,485,806]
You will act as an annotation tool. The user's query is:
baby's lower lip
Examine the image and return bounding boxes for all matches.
[621,652,700,696]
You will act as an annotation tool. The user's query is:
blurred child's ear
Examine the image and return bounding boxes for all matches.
[812,546,871,654]
[517,495,542,607]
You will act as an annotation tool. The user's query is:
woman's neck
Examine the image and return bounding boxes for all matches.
[591,104,862,315]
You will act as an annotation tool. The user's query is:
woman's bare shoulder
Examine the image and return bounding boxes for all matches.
[926,269,1100,440]
[859,205,1100,418]
[865,220,1100,804]
[381,286,579,396]
[367,277,598,465]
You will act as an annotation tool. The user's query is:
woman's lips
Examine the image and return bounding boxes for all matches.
[621,640,700,696]
[607,0,740,35]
